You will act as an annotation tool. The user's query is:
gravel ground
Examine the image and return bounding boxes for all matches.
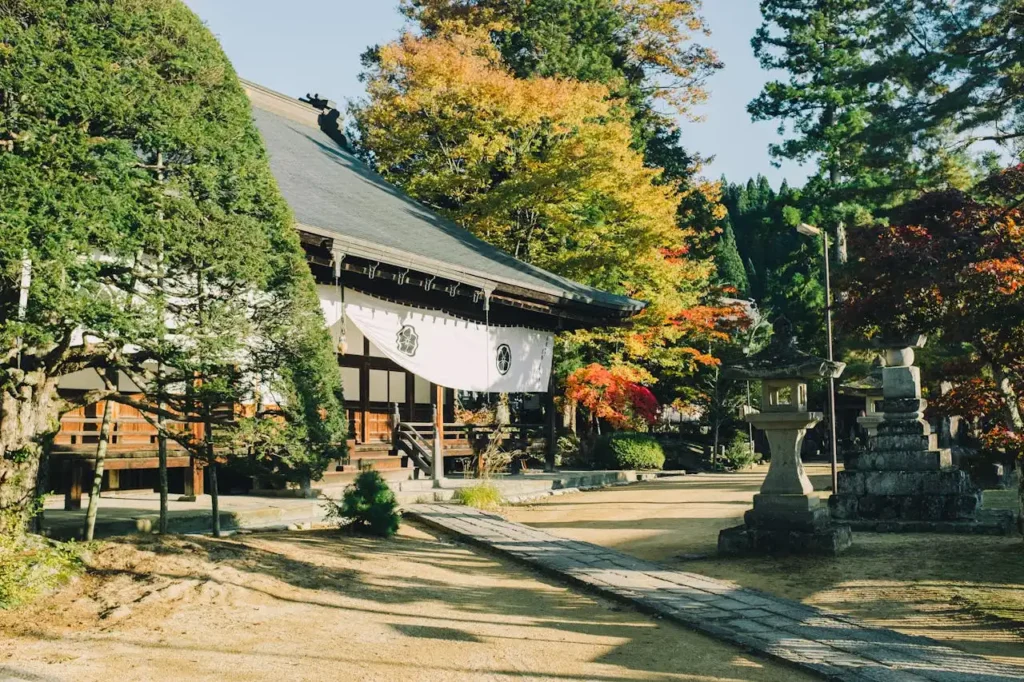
[0,523,810,682]
[504,464,1024,667]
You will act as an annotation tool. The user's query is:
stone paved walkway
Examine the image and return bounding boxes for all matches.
[407,504,1024,682]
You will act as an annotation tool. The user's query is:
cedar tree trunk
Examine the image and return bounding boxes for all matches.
[0,370,61,534]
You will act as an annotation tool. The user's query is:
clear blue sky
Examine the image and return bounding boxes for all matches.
[183,0,809,188]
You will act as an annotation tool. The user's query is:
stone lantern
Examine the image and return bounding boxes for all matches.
[839,357,885,438]
[718,319,853,555]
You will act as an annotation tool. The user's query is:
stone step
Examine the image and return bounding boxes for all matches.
[837,468,975,496]
[845,448,950,472]
[336,450,401,465]
[319,466,413,485]
[830,491,981,522]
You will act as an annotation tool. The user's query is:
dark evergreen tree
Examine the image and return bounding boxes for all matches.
[0,0,345,534]
[749,0,882,186]
[866,0,1023,163]
[719,175,826,349]
[713,218,749,297]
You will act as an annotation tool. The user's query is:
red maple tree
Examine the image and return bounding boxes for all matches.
[842,165,1024,516]
[564,363,660,431]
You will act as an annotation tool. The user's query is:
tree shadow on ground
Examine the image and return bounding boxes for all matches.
[61,527,793,682]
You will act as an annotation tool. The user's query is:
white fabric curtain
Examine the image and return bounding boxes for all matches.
[317,283,344,349]
[343,288,553,393]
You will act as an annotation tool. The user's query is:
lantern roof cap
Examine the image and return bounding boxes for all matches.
[727,318,845,381]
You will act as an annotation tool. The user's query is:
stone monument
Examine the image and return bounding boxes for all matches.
[718,319,853,556]
[829,337,1012,533]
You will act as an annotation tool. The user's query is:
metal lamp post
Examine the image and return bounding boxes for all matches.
[796,223,839,494]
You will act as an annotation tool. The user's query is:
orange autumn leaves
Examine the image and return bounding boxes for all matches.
[565,363,660,429]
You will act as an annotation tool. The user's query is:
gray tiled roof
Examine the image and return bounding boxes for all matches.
[248,88,643,313]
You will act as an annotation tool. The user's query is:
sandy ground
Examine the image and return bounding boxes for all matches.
[0,524,813,682]
[505,464,1024,667]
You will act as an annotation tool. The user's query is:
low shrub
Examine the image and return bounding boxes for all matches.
[595,432,666,471]
[325,470,400,537]
[555,433,585,468]
[454,483,503,510]
[0,529,82,609]
[657,435,706,471]
[717,432,762,471]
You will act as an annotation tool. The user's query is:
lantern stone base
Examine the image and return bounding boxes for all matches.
[718,521,853,557]
[718,494,852,556]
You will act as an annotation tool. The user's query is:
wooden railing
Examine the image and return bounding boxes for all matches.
[391,399,549,477]
[54,412,192,455]
[392,423,433,478]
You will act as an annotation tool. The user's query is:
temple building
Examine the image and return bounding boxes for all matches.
[50,81,644,504]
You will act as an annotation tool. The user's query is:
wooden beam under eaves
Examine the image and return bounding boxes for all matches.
[297,229,333,250]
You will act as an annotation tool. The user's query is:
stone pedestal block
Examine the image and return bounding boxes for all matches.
[830,489,980,522]
[839,468,973,496]
[718,522,852,556]
[883,366,921,399]
[845,449,951,472]
[744,494,833,532]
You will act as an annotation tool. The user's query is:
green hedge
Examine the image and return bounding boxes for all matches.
[595,432,665,471]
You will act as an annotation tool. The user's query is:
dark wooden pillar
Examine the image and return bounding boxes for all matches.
[544,377,558,473]
[358,354,368,444]
[433,384,444,482]
[183,457,204,498]
[64,459,84,511]
[405,373,415,422]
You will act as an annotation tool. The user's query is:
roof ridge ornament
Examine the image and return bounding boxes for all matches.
[301,93,335,111]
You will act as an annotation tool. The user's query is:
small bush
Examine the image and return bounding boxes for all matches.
[325,471,400,537]
[595,432,666,470]
[556,433,585,468]
[454,483,503,510]
[0,530,82,609]
[717,433,762,471]
[657,435,706,471]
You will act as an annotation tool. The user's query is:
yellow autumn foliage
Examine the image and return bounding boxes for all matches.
[353,32,714,362]
[400,0,719,118]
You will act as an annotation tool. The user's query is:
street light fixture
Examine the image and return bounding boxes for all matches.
[796,222,821,238]
[797,223,839,494]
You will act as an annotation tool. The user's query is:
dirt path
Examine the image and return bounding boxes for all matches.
[0,524,811,682]
[504,465,1024,667]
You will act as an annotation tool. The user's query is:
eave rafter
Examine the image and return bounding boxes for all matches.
[296,228,632,330]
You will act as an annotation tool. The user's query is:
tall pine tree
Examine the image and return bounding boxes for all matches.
[865,0,1023,163]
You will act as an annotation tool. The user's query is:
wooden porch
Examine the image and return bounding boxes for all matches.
[51,396,205,510]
